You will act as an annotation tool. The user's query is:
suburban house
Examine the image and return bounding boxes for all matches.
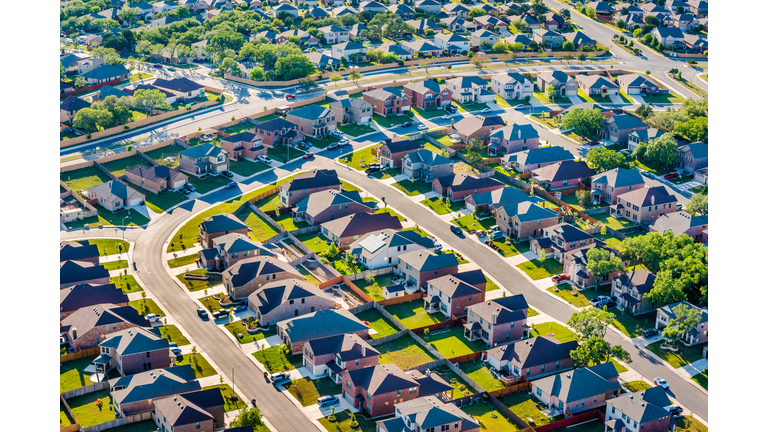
[688,0,707,17]
[586,0,613,15]
[124,165,188,193]
[403,80,452,110]
[178,144,229,177]
[575,75,620,96]
[502,146,574,173]
[470,29,500,47]
[615,74,660,95]
[60,241,100,263]
[465,186,543,214]
[363,87,411,116]
[563,243,627,289]
[151,77,205,100]
[536,71,579,97]
[486,336,578,380]
[628,128,665,152]
[612,269,658,316]
[274,3,299,17]
[378,139,423,168]
[277,309,369,354]
[350,229,436,270]
[320,212,403,248]
[441,16,477,32]
[494,201,559,240]
[530,223,598,263]
[401,149,454,181]
[60,284,129,319]
[464,295,530,347]
[532,29,564,48]
[83,180,146,212]
[198,232,275,271]
[530,362,622,415]
[650,26,685,47]
[432,173,505,201]
[360,0,387,13]
[640,2,666,15]
[342,364,454,418]
[490,73,534,101]
[247,279,335,325]
[303,333,379,382]
[396,250,459,288]
[60,95,91,122]
[563,31,596,49]
[253,118,302,148]
[152,389,226,432]
[220,131,267,161]
[80,64,130,84]
[222,256,303,299]
[601,114,648,145]
[474,15,507,30]
[611,186,678,224]
[305,51,341,70]
[670,13,697,31]
[377,396,481,432]
[293,189,373,226]
[488,123,540,156]
[433,33,471,54]
[198,213,249,248]
[425,273,485,318]
[694,167,707,186]
[405,19,442,35]
[252,30,277,43]
[331,41,367,60]
[445,76,495,104]
[109,365,201,415]
[590,168,646,205]
[76,57,105,75]
[509,14,539,29]
[656,301,708,346]
[414,0,441,13]
[542,11,567,30]
[60,303,151,351]
[453,115,506,144]
[650,211,708,242]
[332,5,357,17]
[504,33,532,49]
[387,3,415,19]
[377,43,414,60]
[444,2,470,18]
[330,98,374,124]
[126,83,176,104]
[279,169,342,207]
[604,387,675,432]
[95,327,171,376]
[276,28,319,45]
[286,105,337,138]
[677,142,708,172]
[683,34,707,52]
[531,160,596,191]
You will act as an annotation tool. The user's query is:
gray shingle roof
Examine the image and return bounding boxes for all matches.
[608,386,672,424]
[60,241,100,262]
[380,139,422,154]
[591,168,645,189]
[277,309,368,343]
[428,273,483,299]
[283,169,341,192]
[350,229,435,256]
[100,327,169,356]
[651,211,707,236]
[393,396,479,430]
[468,295,529,325]
[503,146,574,167]
[657,301,708,324]
[210,232,273,255]
[60,95,91,111]
[80,64,129,80]
[402,149,452,167]
[152,77,204,93]
[607,114,648,131]
[289,104,333,121]
[548,223,595,243]
[153,391,215,427]
[487,336,579,368]
[498,201,559,223]
[399,250,459,272]
[294,189,367,218]
[306,333,379,359]
[110,365,200,405]
[490,123,539,141]
[678,142,707,159]
[224,257,302,288]
[533,363,621,403]
[444,173,504,193]
[617,186,676,207]
[629,128,664,143]
[60,283,128,314]
[575,75,619,90]
[531,160,596,182]
[180,143,227,159]
[125,165,187,185]
[61,303,150,339]
[615,269,656,296]
[247,279,333,317]
[200,213,248,234]
[468,186,543,209]
[453,114,505,136]
[321,212,403,239]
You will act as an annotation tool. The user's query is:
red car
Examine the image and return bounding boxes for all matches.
[152,64,162,68]
[663,172,679,180]
[587,141,600,146]
[285,94,295,99]
[551,274,571,282]
[302,153,314,159]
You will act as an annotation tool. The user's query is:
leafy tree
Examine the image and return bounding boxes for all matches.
[492,41,509,53]
[616,19,626,29]
[633,132,678,168]
[320,242,340,259]
[229,407,264,428]
[560,108,605,138]
[546,84,556,101]
[575,190,590,207]
[221,57,242,76]
[330,72,342,87]
[633,28,642,38]
[634,104,653,119]
[577,52,586,62]
[511,42,525,52]
[567,307,615,341]
[133,89,171,113]
[470,56,490,71]
[468,8,485,18]
[274,55,315,80]
[583,6,596,18]
[249,66,265,81]
[73,108,114,132]
[585,247,623,289]
[685,190,708,215]
[73,77,88,89]
[349,70,363,85]
[465,137,484,164]
[587,147,626,173]
[675,116,707,143]
[570,335,632,367]
[60,62,66,80]
[298,77,317,91]
[562,40,575,51]
[662,302,702,346]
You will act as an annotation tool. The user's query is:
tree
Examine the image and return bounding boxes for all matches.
[330,72,342,87]
[634,132,678,168]
[73,108,110,132]
[539,250,546,263]
[133,89,171,113]
[249,67,265,81]
[586,147,626,173]
[562,53,574,64]
[545,84,556,101]
[616,19,626,29]
[419,61,430,77]
[584,6,596,18]
[685,190,708,215]
[320,242,340,259]
[570,335,632,367]
[470,55,489,71]
[562,40,575,52]
[575,189,590,207]
[349,70,363,85]
[567,307,616,341]
[577,52,587,62]
[229,407,264,428]
[221,57,242,76]
[465,137,484,165]
[560,108,605,138]
[298,77,317,91]
[675,116,708,143]
[585,247,623,289]
[634,104,653,119]
[73,77,88,89]
[274,55,315,80]
[492,41,509,53]
[468,8,485,18]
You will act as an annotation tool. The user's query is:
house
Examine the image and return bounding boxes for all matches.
[360,0,387,13]
[504,33,532,49]
[60,95,91,122]
[650,26,685,47]
[542,11,567,30]
[61,81,74,95]
[125,83,176,104]
[683,34,707,52]
[125,165,188,194]
[470,29,501,47]
[60,241,100,263]
[342,364,454,418]
[604,387,675,432]
[532,29,564,48]
[84,180,145,212]
[590,168,645,205]
[293,189,373,226]
[377,396,481,432]
[530,223,598,263]
[452,114,505,144]
[151,77,206,100]
[670,13,696,31]
[317,24,349,44]
[601,114,648,145]
[331,41,367,60]
[109,365,201,415]
[639,2,666,16]
[490,72,534,101]
[405,19,442,35]
[575,75,619,96]
[666,0,689,13]
[330,98,374,124]
[531,363,622,415]
[486,336,578,380]
[277,309,369,354]
[474,15,507,31]
[77,57,105,75]
[152,389,226,432]
[563,242,627,289]
[153,0,178,13]
[488,123,539,156]
[60,303,151,351]
[563,31,596,49]
[332,5,357,17]
[91,85,130,102]
[396,250,459,289]
[616,74,660,95]
[655,301,708,345]
[611,269,657,316]
[509,14,539,29]
[611,186,678,225]
[378,139,423,168]
[464,295,530,346]
[220,131,266,161]
[551,103,619,121]
[433,174,505,201]
[61,53,88,73]
[465,186,543,214]
[502,146,574,173]
[628,128,665,152]
[286,105,337,138]
[348,23,370,38]
[387,3,415,19]
[274,3,299,16]
[178,143,229,177]
[401,149,454,182]
[444,2,470,18]
[308,6,330,19]
[80,34,103,46]
[403,80,452,110]
[320,212,403,248]
[198,232,275,271]
[586,1,613,15]
[414,0,441,13]
[80,64,130,84]
[60,284,129,319]
[279,169,342,207]
[400,40,442,57]
[222,256,303,299]
[441,16,476,32]
[677,142,707,172]
[303,333,379,381]
[252,30,278,43]
[433,33,471,54]
[377,43,414,60]
[253,118,302,148]
[277,29,318,45]
[198,213,249,248]
[493,201,559,240]
[305,51,341,71]
[424,273,485,318]
[350,229,436,270]
[96,327,170,376]
[694,167,707,186]
[688,0,708,17]
[616,12,645,29]
[537,71,579,97]
[650,211,708,242]
[363,87,411,116]
[531,160,595,191]
[247,279,335,325]
[191,40,210,59]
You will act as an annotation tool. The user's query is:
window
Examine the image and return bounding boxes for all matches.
[594,395,598,402]
[146,352,151,358]
[367,392,371,399]
[346,380,351,388]
[355,359,359,366]
[196,422,200,429]
[536,387,542,396]
[526,368,530,376]
[289,299,294,305]
[556,361,560,369]
[397,390,401,397]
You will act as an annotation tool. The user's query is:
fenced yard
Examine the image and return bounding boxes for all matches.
[384,300,447,329]
[375,336,438,370]
[354,308,400,339]
[419,326,488,358]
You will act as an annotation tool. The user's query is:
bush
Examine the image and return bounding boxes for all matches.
[645,70,650,74]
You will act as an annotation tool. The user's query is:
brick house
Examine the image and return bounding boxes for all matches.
[84,180,146,212]
[60,260,111,289]
[60,95,91,122]
[488,123,540,156]
[600,114,649,145]
[363,87,411,116]
[247,279,335,325]
[401,149,454,182]
[432,173,504,201]
[303,333,379,382]
[287,105,337,138]
[222,257,303,300]
[110,365,201,415]
[424,273,485,318]
[464,295,529,347]
[277,309,369,354]
[403,80,452,110]
[396,250,459,289]
[590,168,645,205]
[531,160,595,191]
[615,74,660,95]
[532,29,564,48]
[320,212,403,249]
[677,142,707,172]
[60,284,129,319]
[611,186,678,225]
[377,396,481,432]
[465,186,543,214]
[493,201,559,240]
[490,72,534,101]
[650,211,707,242]
[125,165,188,193]
[542,11,567,30]
[329,98,374,124]
[95,327,171,376]
[575,75,619,96]
[350,229,436,270]
[688,0,708,17]
[530,223,598,263]
[604,387,674,432]
[612,269,658,315]
[530,362,621,415]
[655,301,708,345]
[253,118,302,148]
[152,389,226,432]
[198,213,249,248]
[445,76,495,104]
[293,189,373,226]
[60,303,151,351]
[60,241,100,263]
[452,115,506,144]
[178,143,229,177]
[378,139,423,168]
[487,336,578,380]
[198,232,275,271]
[220,131,267,161]
[151,77,205,100]
[628,128,665,152]
[537,71,579,97]
[279,169,342,207]
[501,146,574,173]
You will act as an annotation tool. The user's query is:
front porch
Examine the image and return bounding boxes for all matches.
[463,321,485,343]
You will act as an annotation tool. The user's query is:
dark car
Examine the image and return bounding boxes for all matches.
[153,64,162,68]
[285,94,295,99]
[642,328,660,338]
[445,104,457,113]
[402,121,413,127]
[213,309,229,318]
[450,225,463,235]
[222,170,234,178]
[365,166,381,175]
[669,406,684,416]
[197,308,208,319]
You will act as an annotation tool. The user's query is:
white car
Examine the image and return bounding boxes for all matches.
[441,114,451,119]
[514,104,525,109]
[338,138,349,145]
[257,155,273,163]
[145,314,161,322]
[654,377,670,390]
[481,108,492,113]
[417,124,428,131]
[331,131,344,137]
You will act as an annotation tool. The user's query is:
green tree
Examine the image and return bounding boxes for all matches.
[73,108,113,132]
[492,41,510,53]
[586,147,626,173]
[575,190,590,207]
[274,55,315,80]
[468,8,485,18]
[560,108,605,138]
[470,55,490,71]
[229,407,264,428]
[320,242,340,259]
[662,302,702,346]
[73,77,88,89]
[133,89,171,113]
[249,66,265,81]
[567,307,616,341]
[465,137,484,165]
[330,72,342,87]
[635,133,678,168]
[585,248,623,289]
[634,104,653,119]
[546,84,556,101]
[675,116,708,143]
[685,190,708,215]
[570,335,632,367]
[349,70,363,85]
[562,40,575,51]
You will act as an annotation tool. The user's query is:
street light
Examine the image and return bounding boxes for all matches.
[232,365,241,413]
[121,216,131,241]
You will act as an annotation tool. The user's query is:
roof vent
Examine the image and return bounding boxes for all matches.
[174,397,177,401]
[629,395,633,399]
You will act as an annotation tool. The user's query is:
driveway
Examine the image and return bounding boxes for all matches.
[568,95,582,104]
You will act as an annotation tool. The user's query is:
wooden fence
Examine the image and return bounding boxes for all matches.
[60,394,80,432]
[81,410,154,432]
[533,408,604,432]
[411,318,464,335]
[446,351,485,364]
[246,187,280,205]
[342,275,374,303]
[348,301,375,315]
[345,267,394,282]
[488,381,532,398]
[60,347,100,362]
[377,290,424,307]
[488,392,531,429]
[373,302,409,331]
[368,329,411,346]
[61,381,110,400]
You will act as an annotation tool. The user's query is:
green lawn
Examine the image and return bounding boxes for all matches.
[102,260,128,271]
[529,114,560,129]
[457,362,505,392]
[624,380,652,392]
[341,180,362,193]
[560,192,603,211]
[354,308,400,339]
[691,369,708,389]
[392,179,433,196]
[252,346,304,373]
[305,134,341,149]
[237,208,281,241]
[420,197,465,215]
[97,420,160,432]
[143,144,185,168]
[297,233,332,254]
[641,92,686,104]
[130,73,153,82]
[61,356,97,393]
[672,76,708,98]
[451,214,495,231]
[516,259,563,280]
[375,207,404,221]
[533,91,573,105]
[224,123,255,135]
[578,89,631,104]
[609,358,628,374]
[224,320,277,344]
[385,300,447,329]
[133,186,189,213]
[546,284,591,307]
[486,277,501,291]
[489,239,527,257]
[199,295,224,312]
[253,193,281,212]
[129,299,165,317]
[298,265,321,286]
[412,105,449,119]
[421,141,449,157]
[611,312,656,339]
[592,212,634,230]
[110,275,144,293]
[271,211,309,231]
[268,146,307,162]
[453,100,489,113]
[168,253,198,268]
[376,336,438,369]
[228,159,271,177]
[60,402,75,427]
[353,274,395,301]
[337,123,376,137]
[68,390,115,427]
[645,341,703,369]
[74,239,130,255]
[203,384,248,411]
[420,326,487,358]
[176,269,221,292]
[529,322,576,343]
[498,391,563,427]
[494,95,513,108]
[159,325,190,346]
[439,367,477,396]
[175,353,217,378]
[675,416,708,432]
[317,411,377,432]
[66,205,151,229]
[283,377,341,407]
[372,113,410,128]
[61,167,112,191]
[101,155,153,178]
[186,174,229,195]
[462,402,520,432]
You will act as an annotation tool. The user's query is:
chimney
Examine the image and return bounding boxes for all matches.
[426,369,431,377]
[72,328,78,340]
[630,395,633,399]
[362,345,366,356]
[651,195,655,206]
[518,130,521,139]
[451,117,455,127]
[492,312,497,324]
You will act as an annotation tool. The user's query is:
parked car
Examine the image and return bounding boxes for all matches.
[171,347,182,356]
[481,108,492,113]
[445,105,457,113]
[587,141,600,146]
[654,377,670,390]
[257,155,273,163]
[181,188,191,195]
[270,371,291,383]
[331,131,344,137]
[167,67,175,71]
[213,309,229,318]
[450,225,463,235]
[153,64,162,68]
[317,395,339,407]
[551,274,570,283]
[365,165,381,175]
[663,172,679,180]
[338,138,349,145]
[417,124,427,131]
[285,94,295,99]
[514,104,526,110]
[197,308,209,319]
[224,181,237,189]
[185,184,196,192]
[676,203,683,210]
[222,170,234,178]
[681,170,691,177]
[402,121,413,127]
[145,313,161,322]
[589,296,611,307]
[669,406,684,416]
[328,142,344,150]
[441,114,451,119]
[233,305,247,313]
[642,328,660,338]
[640,170,654,177]
[302,153,314,159]
[603,300,617,309]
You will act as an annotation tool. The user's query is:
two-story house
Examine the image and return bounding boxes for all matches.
[222,256,303,299]
[303,333,379,382]
[377,43,414,60]
[124,165,188,194]
[688,0,708,17]
[590,168,646,205]
[60,95,91,122]
[564,31,596,49]
[220,131,267,161]
[293,189,373,226]
[530,223,598,263]
[331,41,367,60]
[537,71,579,97]
[253,118,302,148]
[488,123,540,156]
[444,2,470,18]
[329,98,374,124]
[441,16,477,32]
[363,87,411,116]
[387,3,415,19]
[152,388,226,432]
[601,114,649,145]
[564,242,627,289]
[247,279,335,325]
[531,160,596,191]
[425,272,485,318]
[445,76,495,104]
[501,146,575,173]
[650,26,685,47]
[95,327,170,376]
[320,212,403,249]
[378,139,423,168]
[280,169,342,207]
[627,128,665,152]
[376,396,481,432]
[350,228,436,270]
[396,250,459,289]
[433,33,471,55]
[60,303,151,351]
[403,80,452,110]
[453,114,506,144]
[611,186,678,225]
[318,24,349,44]
[109,365,200,415]
[198,213,249,248]
[494,201,559,240]
[470,29,500,47]
[404,18,442,35]
[465,186,543,214]
[286,105,337,138]
[401,149,454,181]
[677,142,707,172]
[486,336,578,380]
[490,72,534,101]
[650,211,708,242]
[604,387,675,432]
[531,363,622,415]
[532,29,565,48]
[178,143,229,177]
[432,173,505,201]
[198,232,275,271]
[305,51,341,70]
[277,309,370,354]
[612,269,658,315]
[542,11,567,30]
[464,295,530,347]
[655,301,708,346]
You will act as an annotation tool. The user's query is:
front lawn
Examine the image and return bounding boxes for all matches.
[516,259,563,280]
[110,275,144,293]
[376,336,438,369]
[529,321,576,343]
[645,341,703,369]
[384,301,443,329]
[420,197,465,215]
[129,299,165,317]
[175,353,216,378]
[224,320,277,344]
[457,362,505,392]
[675,416,708,432]
[317,411,377,432]
[353,274,395,301]
[133,186,188,213]
[130,73,153,82]
[68,390,114,427]
[103,260,129,271]
[101,155,152,178]
[236,208,280,242]
[453,100,489,113]
[176,269,222,292]
[267,146,306,162]
[224,123,255,135]
[305,134,341,149]
[529,114,560,129]
[489,239,526,257]
[375,208,404,221]
[252,345,304,373]
[641,92,686,104]
[341,180,362,193]
[498,391,563,427]
[66,205,152,229]
[372,113,409,128]
[337,123,376,137]
[533,91,573,105]
[611,312,656,339]
[186,174,229,194]
[420,326,487,358]
[451,214,495,231]
[228,159,271,178]
[203,384,248,411]
[623,380,652,392]
[691,369,708,389]
[76,239,130,255]
[547,284,590,308]
[168,253,198,268]
[283,377,341,407]
[60,167,112,191]
[354,308,400,339]
[672,76,708,98]
[392,179,433,196]
[159,325,190,346]
[412,105,449,119]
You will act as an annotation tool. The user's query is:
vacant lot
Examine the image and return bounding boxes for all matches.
[101,155,152,178]
[376,336,437,369]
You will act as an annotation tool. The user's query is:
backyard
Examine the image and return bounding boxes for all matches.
[375,336,438,369]
[176,269,222,292]
[143,144,185,168]
[297,233,333,254]
[457,361,505,392]
[175,353,216,378]
[67,390,114,427]
[224,320,277,344]
[60,167,112,191]
[270,211,309,231]
[101,155,152,178]
[392,179,433,196]
[498,391,564,427]
[283,377,341,407]
[462,402,520,432]
[645,341,703,369]
[529,322,576,343]
[354,308,400,339]
[236,208,281,242]
[385,300,447,329]
[353,274,395,301]
[516,259,563,280]
[60,356,118,393]
[252,346,305,373]
[419,326,488,358]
